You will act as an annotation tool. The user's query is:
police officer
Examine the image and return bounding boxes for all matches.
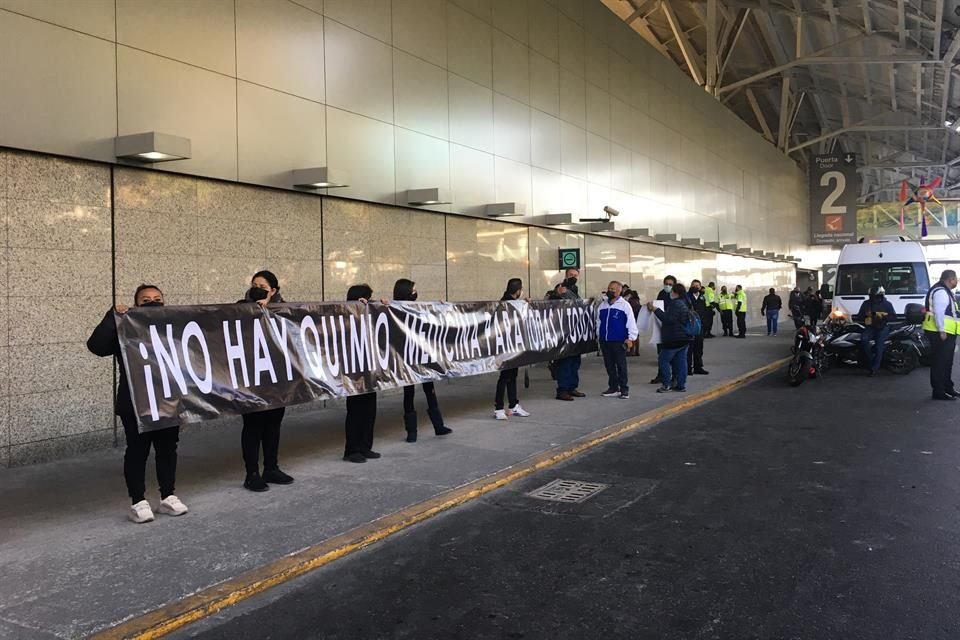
[718,286,735,337]
[924,269,959,401]
[734,284,748,338]
[703,281,717,338]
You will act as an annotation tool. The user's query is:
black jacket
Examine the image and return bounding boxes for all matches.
[804,295,822,321]
[761,294,782,313]
[87,309,134,419]
[656,289,671,302]
[788,290,803,312]
[686,292,710,324]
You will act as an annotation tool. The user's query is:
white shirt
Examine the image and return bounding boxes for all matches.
[931,287,956,332]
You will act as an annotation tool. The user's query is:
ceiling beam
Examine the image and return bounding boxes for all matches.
[933,0,944,59]
[706,0,718,94]
[745,88,775,141]
[896,0,906,48]
[718,8,750,83]
[662,1,705,85]
[789,125,950,154]
[625,0,673,59]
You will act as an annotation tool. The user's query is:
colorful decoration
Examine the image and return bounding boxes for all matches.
[899,176,942,237]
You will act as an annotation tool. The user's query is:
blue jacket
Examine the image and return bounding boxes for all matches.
[597,296,639,343]
[655,297,693,345]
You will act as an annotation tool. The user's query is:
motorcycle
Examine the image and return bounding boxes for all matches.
[788,320,826,386]
[821,310,924,375]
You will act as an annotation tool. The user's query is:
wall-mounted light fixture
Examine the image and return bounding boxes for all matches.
[574,221,615,232]
[624,228,652,238]
[484,202,525,217]
[751,250,766,257]
[527,213,573,226]
[681,237,703,246]
[115,132,191,163]
[292,167,349,189]
[406,188,451,206]
[722,243,739,252]
[775,253,786,259]
[654,233,680,243]
[704,241,722,249]
[736,247,753,254]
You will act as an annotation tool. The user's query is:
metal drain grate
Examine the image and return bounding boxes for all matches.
[527,479,609,503]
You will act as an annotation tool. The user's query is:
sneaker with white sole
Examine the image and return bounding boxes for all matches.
[494,409,509,420]
[510,404,531,417]
[601,389,620,397]
[158,495,189,516]
[129,500,155,524]
[618,393,630,399]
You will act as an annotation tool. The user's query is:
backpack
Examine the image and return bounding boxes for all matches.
[682,307,702,339]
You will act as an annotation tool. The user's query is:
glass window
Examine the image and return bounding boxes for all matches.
[835,262,930,295]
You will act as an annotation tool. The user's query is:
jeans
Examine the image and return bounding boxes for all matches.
[345,393,377,456]
[600,341,629,394]
[495,368,519,410]
[766,310,779,335]
[121,413,179,504]
[927,331,957,396]
[241,407,285,475]
[556,355,581,394]
[861,326,889,372]
[658,344,689,390]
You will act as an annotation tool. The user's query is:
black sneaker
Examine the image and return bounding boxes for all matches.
[343,452,367,463]
[649,376,663,384]
[362,450,382,459]
[601,388,620,397]
[694,369,709,375]
[672,386,687,392]
[243,472,269,492]
[263,468,294,485]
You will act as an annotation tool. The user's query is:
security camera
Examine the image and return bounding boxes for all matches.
[603,206,620,217]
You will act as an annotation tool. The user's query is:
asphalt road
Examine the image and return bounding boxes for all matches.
[182,363,960,640]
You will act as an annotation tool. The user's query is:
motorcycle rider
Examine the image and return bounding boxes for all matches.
[789,286,805,329]
[855,285,895,377]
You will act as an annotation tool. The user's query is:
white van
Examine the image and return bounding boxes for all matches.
[829,237,931,320]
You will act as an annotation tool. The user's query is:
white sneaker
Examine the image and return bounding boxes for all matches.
[158,495,189,516]
[494,409,509,420]
[129,500,155,524]
[510,404,531,417]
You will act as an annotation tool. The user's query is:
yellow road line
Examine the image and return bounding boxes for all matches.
[90,356,789,640]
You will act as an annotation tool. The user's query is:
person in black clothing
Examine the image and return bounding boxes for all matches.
[804,287,822,325]
[788,286,804,329]
[344,284,380,463]
[760,287,782,336]
[86,284,189,524]
[855,285,897,376]
[238,270,294,492]
[649,283,692,393]
[555,267,585,400]
[686,280,710,376]
[650,274,678,384]
[494,278,533,420]
[390,278,452,442]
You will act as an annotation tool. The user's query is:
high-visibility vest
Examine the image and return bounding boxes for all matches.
[718,293,734,311]
[704,286,716,306]
[922,284,960,334]
[735,290,747,312]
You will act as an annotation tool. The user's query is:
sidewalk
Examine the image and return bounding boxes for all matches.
[0,330,789,639]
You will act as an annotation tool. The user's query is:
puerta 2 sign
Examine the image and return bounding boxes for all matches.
[810,152,860,245]
[116,299,599,432]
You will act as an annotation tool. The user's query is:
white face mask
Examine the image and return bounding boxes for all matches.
[663,284,672,293]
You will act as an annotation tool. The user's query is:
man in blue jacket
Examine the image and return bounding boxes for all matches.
[597,281,639,399]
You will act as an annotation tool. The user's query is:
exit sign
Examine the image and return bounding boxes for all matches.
[558,248,580,270]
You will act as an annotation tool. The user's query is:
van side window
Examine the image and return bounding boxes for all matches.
[835,263,929,295]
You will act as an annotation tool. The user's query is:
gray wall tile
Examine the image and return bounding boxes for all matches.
[558,68,586,128]
[494,93,531,165]
[395,128,451,207]
[449,0,491,22]
[325,19,394,123]
[492,0,528,44]
[394,50,449,140]
[324,0,392,43]
[0,0,115,40]
[586,132,611,187]
[393,0,447,68]
[0,12,117,162]
[530,110,562,173]
[528,0,559,61]
[560,121,586,180]
[448,74,494,153]
[450,143,495,215]
[236,0,325,103]
[447,3,493,87]
[557,13,585,78]
[117,0,236,75]
[529,51,560,117]
[325,107,396,204]
[585,83,611,139]
[492,30,530,104]
[117,47,238,181]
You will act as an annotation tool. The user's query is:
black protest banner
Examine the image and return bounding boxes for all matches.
[116,299,599,431]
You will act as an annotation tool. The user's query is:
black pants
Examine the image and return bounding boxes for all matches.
[791,309,804,329]
[345,393,377,456]
[720,310,733,335]
[495,368,519,410]
[600,341,629,393]
[704,310,715,336]
[121,413,179,504]
[242,407,285,475]
[403,382,439,413]
[927,331,957,396]
[736,312,747,337]
[687,335,704,372]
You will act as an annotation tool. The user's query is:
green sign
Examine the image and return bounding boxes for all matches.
[558,248,580,270]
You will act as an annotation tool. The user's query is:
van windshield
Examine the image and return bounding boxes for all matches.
[835,262,929,295]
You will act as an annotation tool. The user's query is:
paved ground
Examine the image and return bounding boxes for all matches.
[177,351,960,640]
[0,330,785,639]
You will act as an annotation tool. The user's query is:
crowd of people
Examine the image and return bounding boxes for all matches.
[88,269,777,524]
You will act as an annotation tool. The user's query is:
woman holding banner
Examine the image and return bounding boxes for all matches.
[238,270,294,492]
[494,278,532,421]
[389,279,453,443]
[344,283,380,463]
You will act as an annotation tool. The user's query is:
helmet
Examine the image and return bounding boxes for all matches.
[868,285,886,297]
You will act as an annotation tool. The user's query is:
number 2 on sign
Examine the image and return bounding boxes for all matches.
[820,171,847,215]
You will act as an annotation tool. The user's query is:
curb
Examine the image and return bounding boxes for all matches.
[90,356,790,640]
